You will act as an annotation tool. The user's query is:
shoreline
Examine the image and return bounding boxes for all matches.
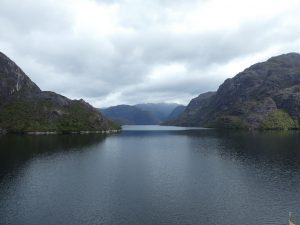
[0,129,121,135]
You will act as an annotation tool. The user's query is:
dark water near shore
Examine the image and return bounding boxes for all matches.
[0,125,300,225]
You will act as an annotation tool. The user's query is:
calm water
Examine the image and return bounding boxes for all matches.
[0,126,300,225]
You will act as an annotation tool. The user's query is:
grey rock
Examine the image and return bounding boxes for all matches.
[170,53,300,129]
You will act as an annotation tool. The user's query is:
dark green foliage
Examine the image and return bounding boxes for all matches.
[0,100,120,133]
[259,110,298,130]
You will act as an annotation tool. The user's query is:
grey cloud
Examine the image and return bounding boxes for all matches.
[0,0,72,33]
[1,0,300,107]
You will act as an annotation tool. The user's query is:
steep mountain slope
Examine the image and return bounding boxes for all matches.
[165,92,215,126]
[0,52,119,134]
[171,53,300,130]
[166,105,186,121]
[135,103,183,122]
[99,105,159,125]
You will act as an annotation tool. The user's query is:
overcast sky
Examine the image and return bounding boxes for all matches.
[1,0,300,107]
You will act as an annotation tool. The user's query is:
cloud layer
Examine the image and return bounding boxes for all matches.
[1,0,300,107]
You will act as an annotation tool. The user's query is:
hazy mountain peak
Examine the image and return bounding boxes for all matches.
[101,103,185,125]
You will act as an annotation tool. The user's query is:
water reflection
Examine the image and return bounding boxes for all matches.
[0,127,299,225]
[0,134,107,178]
[169,129,300,165]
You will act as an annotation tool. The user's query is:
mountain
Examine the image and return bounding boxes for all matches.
[0,52,120,134]
[135,103,183,122]
[164,92,216,126]
[99,105,159,125]
[100,103,184,125]
[170,53,300,130]
[166,105,186,121]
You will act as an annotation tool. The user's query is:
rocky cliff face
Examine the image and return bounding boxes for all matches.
[171,53,300,130]
[0,52,120,133]
[0,52,40,103]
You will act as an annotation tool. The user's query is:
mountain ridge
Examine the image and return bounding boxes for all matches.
[169,53,300,130]
[135,103,183,122]
[166,105,186,121]
[99,105,160,125]
[0,52,120,134]
[101,103,185,125]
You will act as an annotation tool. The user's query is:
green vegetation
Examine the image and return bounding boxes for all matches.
[0,100,120,133]
[0,100,54,132]
[259,110,298,130]
[0,51,119,134]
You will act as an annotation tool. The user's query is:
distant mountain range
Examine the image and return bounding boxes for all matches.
[99,105,159,125]
[135,103,183,122]
[167,53,300,130]
[0,52,119,134]
[100,103,185,125]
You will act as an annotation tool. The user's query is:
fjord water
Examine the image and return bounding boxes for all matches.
[0,126,300,225]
